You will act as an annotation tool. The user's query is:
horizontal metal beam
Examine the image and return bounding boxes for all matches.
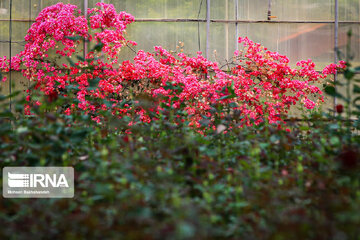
[210,19,360,24]
[1,18,360,24]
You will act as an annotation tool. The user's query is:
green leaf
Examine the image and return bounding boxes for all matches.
[0,111,14,118]
[70,129,89,144]
[347,29,352,37]
[120,99,132,108]
[353,84,360,94]
[354,96,360,105]
[92,42,104,52]
[330,136,340,146]
[227,81,235,95]
[66,84,79,91]
[164,83,175,90]
[229,102,237,108]
[0,91,21,101]
[89,77,100,88]
[0,94,6,101]
[324,86,336,95]
[66,57,75,67]
[76,56,85,62]
[232,201,249,208]
[216,86,227,94]
[344,68,355,80]
[218,93,236,101]
[171,96,179,101]
[324,86,346,100]
[64,36,82,41]
[354,66,360,72]
[352,110,360,116]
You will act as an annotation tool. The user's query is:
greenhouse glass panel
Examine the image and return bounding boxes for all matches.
[31,0,43,19]
[272,0,334,21]
[0,0,9,20]
[0,71,28,95]
[217,23,335,69]
[339,0,360,21]
[0,20,9,41]
[126,22,206,56]
[274,23,334,68]
[210,0,235,20]
[11,22,29,42]
[10,0,31,19]
[338,23,360,64]
[0,42,8,59]
[89,0,206,19]
[41,0,83,9]
[208,23,236,66]
[10,42,24,60]
[235,0,269,20]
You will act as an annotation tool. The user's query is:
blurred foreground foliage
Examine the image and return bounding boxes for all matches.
[0,65,360,240]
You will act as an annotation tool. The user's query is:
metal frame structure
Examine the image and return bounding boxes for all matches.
[206,0,210,59]
[8,0,11,110]
[334,0,339,110]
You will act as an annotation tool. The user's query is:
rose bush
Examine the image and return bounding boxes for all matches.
[0,2,346,129]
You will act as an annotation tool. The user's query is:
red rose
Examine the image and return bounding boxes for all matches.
[336,104,343,114]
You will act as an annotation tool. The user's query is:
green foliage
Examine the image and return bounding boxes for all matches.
[0,79,359,240]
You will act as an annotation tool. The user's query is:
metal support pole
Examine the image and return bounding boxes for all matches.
[83,0,88,58]
[206,0,210,59]
[100,0,104,59]
[9,0,12,111]
[197,0,203,52]
[235,0,238,51]
[267,0,272,20]
[28,0,31,90]
[225,0,229,60]
[334,0,339,109]
[28,0,31,29]
[38,0,41,11]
